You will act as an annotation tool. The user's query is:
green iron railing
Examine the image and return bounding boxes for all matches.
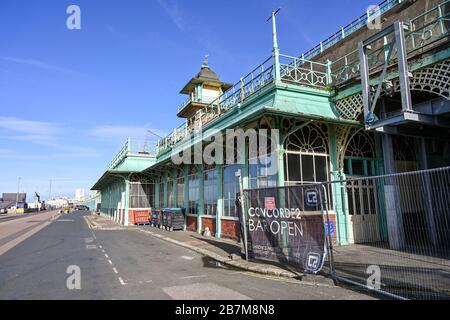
[106,139,156,171]
[157,0,449,154]
[300,0,402,61]
[331,0,450,85]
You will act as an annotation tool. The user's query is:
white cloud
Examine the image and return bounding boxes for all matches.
[0,116,62,136]
[157,0,186,32]
[0,116,97,156]
[0,56,76,74]
[89,125,165,142]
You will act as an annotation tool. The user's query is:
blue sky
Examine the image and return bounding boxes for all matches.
[0,0,376,200]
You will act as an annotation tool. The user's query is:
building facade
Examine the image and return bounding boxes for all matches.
[91,0,450,248]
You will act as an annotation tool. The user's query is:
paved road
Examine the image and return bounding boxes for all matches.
[0,211,372,300]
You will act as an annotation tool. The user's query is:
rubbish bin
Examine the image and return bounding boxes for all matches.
[162,208,185,231]
[151,209,162,228]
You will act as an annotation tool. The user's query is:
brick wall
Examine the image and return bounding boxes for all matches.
[186,216,197,232]
[221,219,240,240]
[202,217,216,236]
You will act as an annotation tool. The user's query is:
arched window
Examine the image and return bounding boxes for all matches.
[129,174,155,209]
[284,123,330,185]
[344,130,376,176]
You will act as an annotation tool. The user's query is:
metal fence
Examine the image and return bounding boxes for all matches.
[322,166,450,300]
[239,166,450,299]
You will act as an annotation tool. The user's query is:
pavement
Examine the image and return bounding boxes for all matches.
[0,210,373,299]
[86,214,334,286]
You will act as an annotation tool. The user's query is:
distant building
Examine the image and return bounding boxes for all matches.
[0,193,26,209]
[75,188,85,202]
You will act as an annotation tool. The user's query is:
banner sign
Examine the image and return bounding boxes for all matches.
[239,185,327,273]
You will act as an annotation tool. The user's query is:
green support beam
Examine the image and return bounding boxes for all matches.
[216,164,223,238]
[328,125,350,245]
[197,165,204,233]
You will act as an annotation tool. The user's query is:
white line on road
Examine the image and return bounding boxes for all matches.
[108,259,113,265]
[181,256,194,260]
[84,237,94,243]
[180,275,207,280]
[113,267,118,274]
[118,277,126,285]
[105,253,109,258]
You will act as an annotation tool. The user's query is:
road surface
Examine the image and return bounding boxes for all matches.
[0,210,372,300]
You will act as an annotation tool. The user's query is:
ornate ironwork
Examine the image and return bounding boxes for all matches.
[393,58,450,100]
[285,123,329,154]
[335,93,364,120]
[345,129,376,158]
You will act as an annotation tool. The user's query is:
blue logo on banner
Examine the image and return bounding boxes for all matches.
[325,221,335,236]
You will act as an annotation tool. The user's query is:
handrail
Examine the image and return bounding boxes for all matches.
[156,0,449,154]
[178,95,219,113]
[299,0,401,61]
[331,0,450,85]
[106,139,156,171]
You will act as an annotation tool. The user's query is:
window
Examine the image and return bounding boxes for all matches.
[284,123,332,208]
[223,164,242,217]
[344,130,376,177]
[284,124,330,185]
[188,167,199,215]
[158,176,164,208]
[176,169,184,208]
[249,152,278,189]
[167,175,174,207]
[344,130,378,215]
[129,182,154,209]
[203,167,218,215]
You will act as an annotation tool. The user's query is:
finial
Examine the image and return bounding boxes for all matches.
[202,54,210,68]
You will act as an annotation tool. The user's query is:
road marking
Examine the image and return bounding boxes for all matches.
[181,256,194,260]
[57,219,74,222]
[84,237,94,243]
[99,245,102,249]
[118,277,126,285]
[180,275,207,280]
[101,249,105,253]
[86,244,97,250]
[108,259,113,265]
[104,253,109,258]
[113,267,118,274]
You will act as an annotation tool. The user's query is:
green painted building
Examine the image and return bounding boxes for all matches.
[92,0,450,248]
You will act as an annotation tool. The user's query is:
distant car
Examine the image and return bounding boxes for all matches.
[0,208,7,214]
[75,205,88,211]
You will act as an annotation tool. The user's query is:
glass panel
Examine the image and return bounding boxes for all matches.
[223,164,241,217]
[287,153,301,182]
[301,155,314,182]
[352,159,365,176]
[203,169,217,216]
[315,156,328,182]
